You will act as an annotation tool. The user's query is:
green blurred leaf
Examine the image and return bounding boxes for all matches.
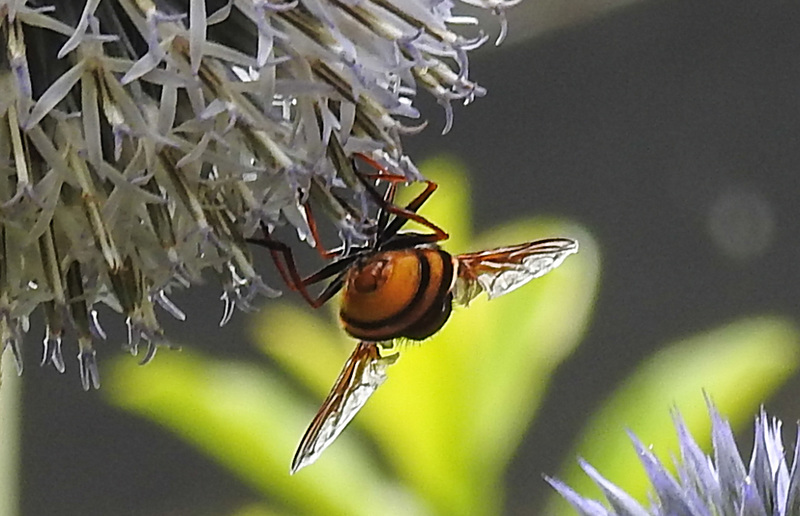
[546,316,800,515]
[105,352,425,516]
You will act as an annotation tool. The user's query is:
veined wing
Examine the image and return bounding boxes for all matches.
[291,341,399,474]
[453,238,578,305]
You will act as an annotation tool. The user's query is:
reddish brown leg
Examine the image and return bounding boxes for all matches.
[302,201,346,260]
[248,228,349,308]
[353,153,448,242]
[378,180,448,243]
[300,153,446,258]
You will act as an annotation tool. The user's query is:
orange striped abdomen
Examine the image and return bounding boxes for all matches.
[339,248,455,341]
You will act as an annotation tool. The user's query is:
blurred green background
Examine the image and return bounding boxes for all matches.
[8,0,800,514]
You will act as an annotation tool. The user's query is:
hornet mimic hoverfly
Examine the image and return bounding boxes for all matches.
[250,158,578,473]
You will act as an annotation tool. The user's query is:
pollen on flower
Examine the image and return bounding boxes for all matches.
[0,0,509,387]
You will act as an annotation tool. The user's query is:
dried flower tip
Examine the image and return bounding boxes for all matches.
[41,310,67,373]
[77,344,100,391]
[41,334,66,373]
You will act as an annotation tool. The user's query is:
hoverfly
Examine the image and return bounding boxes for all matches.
[251,159,578,473]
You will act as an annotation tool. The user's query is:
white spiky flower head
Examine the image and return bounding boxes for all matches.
[0,0,512,389]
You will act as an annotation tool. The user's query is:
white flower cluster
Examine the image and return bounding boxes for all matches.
[0,0,510,388]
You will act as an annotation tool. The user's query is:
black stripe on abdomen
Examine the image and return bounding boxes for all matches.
[401,250,455,340]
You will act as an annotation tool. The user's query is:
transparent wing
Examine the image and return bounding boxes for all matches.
[453,237,578,305]
[290,341,399,474]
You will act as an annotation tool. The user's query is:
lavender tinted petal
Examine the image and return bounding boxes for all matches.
[77,345,100,391]
[784,427,800,516]
[550,404,800,516]
[628,435,694,516]
[579,459,650,516]
[545,475,614,516]
[739,481,768,516]
[673,412,722,510]
[748,415,776,513]
[709,403,748,514]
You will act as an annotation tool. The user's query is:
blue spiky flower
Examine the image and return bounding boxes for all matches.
[0,0,511,389]
[548,404,800,516]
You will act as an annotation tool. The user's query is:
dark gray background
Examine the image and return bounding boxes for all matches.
[20,0,800,514]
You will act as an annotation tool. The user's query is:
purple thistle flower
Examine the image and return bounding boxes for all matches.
[547,404,800,516]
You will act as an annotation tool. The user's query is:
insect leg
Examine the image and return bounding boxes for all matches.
[352,154,448,243]
[247,226,349,308]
